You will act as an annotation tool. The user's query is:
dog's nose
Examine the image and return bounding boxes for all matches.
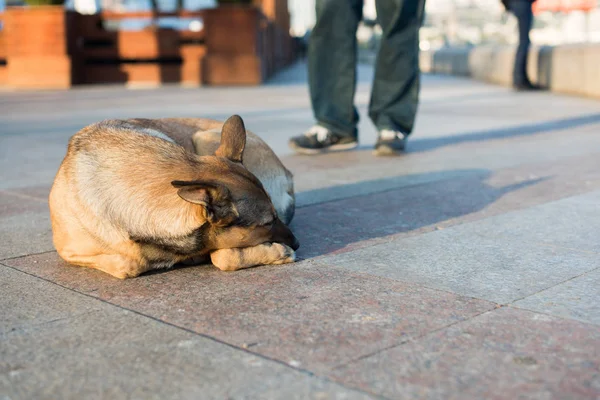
[291,236,300,251]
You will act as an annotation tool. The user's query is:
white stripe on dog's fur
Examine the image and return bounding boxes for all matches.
[262,174,294,222]
[140,128,176,143]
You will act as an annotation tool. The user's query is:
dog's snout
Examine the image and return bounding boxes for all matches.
[271,218,299,251]
[291,236,300,251]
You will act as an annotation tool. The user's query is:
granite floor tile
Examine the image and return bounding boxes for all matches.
[2,309,373,400]
[0,190,53,260]
[0,265,103,333]
[294,169,485,208]
[0,219,52,261]
[291,153,600,260]
[291,170,542,259]
[514,268,600,325]
[331,307,600,400]
[465,190,600,254]
[293,148,600,209]
[0,191,48,218]
[3,185,52,201]
[3,63,600,400]
[4,252,494,374]
[1,267,374,400]
[474,152,600,212]
[0,212,53,260]
[320,220,599,304]
[0,133,68,190]
[287,126,600,195]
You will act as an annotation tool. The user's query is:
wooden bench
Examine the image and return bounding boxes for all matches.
[0,13,6,86]
[2,5,296,88]
[71,11,206,85]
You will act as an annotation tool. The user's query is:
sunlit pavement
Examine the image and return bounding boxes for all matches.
[2,62,599,399]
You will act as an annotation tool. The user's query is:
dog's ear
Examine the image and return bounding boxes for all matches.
[171,180,230,209]
[173,181,239,226]
[215,114,246,163]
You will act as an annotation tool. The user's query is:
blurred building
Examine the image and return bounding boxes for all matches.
[422,0,600,47]
[3,0,598,46]
[285,0,600,50]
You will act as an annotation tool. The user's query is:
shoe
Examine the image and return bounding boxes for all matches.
[373,129,407,156]
[513,81,543,91]
[288,125,358,155]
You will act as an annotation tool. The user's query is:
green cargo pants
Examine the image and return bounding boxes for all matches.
[308,0,426,137]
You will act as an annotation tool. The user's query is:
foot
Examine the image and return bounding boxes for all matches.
[373,129,407,156]
[288,125,358,155]
[513,81,543,91]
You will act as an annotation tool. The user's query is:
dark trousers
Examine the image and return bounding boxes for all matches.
[308,0,426,137]
[508,0,533,85]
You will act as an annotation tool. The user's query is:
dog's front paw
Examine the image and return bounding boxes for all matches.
[269,243,296,265]
[210,243,296,272]
[210,248,242,271]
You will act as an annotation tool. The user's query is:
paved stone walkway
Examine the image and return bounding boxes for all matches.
[1,63,599,399]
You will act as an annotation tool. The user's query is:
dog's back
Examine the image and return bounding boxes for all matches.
[122,117,296,224]
[60,121,202,239]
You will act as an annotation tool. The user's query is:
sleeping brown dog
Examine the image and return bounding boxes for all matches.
[125,116,296,225]
[49,115,299,279]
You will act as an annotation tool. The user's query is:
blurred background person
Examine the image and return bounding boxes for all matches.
[502,0,541,90]
[288,0,426,156]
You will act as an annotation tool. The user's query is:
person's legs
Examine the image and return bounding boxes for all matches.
[309,0,363,136]
[370,0,426,137]
[509,0,533,87]
[288,0,363,154]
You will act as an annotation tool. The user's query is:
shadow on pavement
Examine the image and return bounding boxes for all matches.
[350,113,600,153]
[290,169,546,259]
[408,113,600,153]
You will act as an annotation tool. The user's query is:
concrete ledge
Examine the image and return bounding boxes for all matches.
[420,44,600,99]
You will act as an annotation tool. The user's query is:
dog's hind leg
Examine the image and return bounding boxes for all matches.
[55,225,149,279]
[53,221,148,278]
[59,251,147,279]
[51,176,146,279]
[210,243,296,272]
